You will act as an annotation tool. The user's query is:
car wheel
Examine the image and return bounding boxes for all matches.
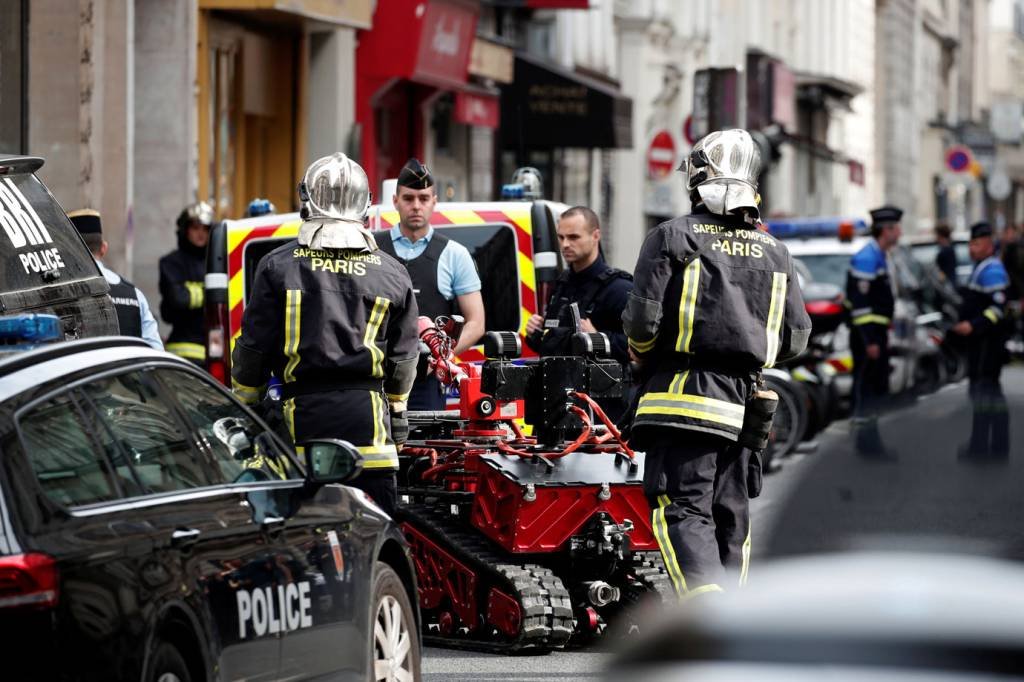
[148,642,192,682]
[371,561,421,682]
[764,376,807,457]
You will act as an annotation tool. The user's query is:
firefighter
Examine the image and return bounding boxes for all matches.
[623,129,811,596]
[230,153,419,515]
[159,201,214,364]
[68,208,163,350]
[376,158,485,410]
[525,206,632,419]
[952,221,1010,456]
[846,205,902,455]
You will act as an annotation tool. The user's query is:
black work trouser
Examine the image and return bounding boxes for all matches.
[967,334,1009,456]
[408,374,447,411]
[641,428,751,596]
[850,330,889,418]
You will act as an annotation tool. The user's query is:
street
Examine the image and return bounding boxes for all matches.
[423,366,1024,680]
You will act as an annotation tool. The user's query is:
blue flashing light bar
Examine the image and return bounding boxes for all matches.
[766,216,868,239]
[0,314,62,345]
[500,183,525,200]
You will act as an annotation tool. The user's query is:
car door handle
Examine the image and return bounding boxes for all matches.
[170,528,202,548]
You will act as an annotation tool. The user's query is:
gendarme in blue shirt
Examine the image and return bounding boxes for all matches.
[388,225,481,299]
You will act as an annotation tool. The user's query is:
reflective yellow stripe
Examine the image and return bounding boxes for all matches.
[636,404,744,429]
[628,335,658,354]
[654,495,687,596]
[984,308,1001,323]
[386,392,410,403]
[682,583,723,600]
[740,523,751,586]
[675,259,702,353]
[283,398,296,443]
[231,379,263,405]
[167,342,206,361]
[641,391,746,416]
[185,281,204,309]
[370,391,384,449]
[764,272,787,367]
[852,314,891,326]
[668,369,690,395]
[364,297,390,378]
[283,290,302,382]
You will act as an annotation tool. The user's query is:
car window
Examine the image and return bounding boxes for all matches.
[154,367,299,483]
[17,392,122,507]
[79,370,211,493]
[437,224,520,332]
[793,254,851,289]
[0,173,99,291]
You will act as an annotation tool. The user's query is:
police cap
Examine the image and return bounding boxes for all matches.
[970,221,993,240]
[397,158,434,190]
[68,208,102,236]
[869,205,903,225]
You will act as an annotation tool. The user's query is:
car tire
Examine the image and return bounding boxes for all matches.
[147,641,192,682]
[370,561,421,682]
[764,376,807,457]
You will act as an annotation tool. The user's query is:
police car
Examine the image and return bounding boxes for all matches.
[0,318,420,681]
[0,155,118,339]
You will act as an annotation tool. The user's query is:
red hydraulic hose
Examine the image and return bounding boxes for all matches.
[571,391,636,459]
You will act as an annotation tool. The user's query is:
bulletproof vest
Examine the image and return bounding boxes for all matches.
[541,265,630,356]
[108,276,143,338]
[377,230,458,320]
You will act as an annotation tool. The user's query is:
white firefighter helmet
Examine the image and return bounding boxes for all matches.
[511,167,544,200]
[298,153,371,223]
[680,129,761,217]
[177,201,215,230]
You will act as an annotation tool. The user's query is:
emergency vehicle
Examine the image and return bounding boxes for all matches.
[203,198,568,384]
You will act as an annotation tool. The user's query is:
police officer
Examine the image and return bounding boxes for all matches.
[846,205,901,455]
[230,153,419,514]
[376,158,485,410]
[68,208,163,350]
[159,201,214,364]
[525,206,632,417]
[952,222,1010,456]
[623,129,811,596]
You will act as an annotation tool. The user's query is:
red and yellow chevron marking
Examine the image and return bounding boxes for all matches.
[227,219,302,349]
[225,206,540,362]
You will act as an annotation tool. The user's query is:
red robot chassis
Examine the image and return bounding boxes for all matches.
[397,317,671,652]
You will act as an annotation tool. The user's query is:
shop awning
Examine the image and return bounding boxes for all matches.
[199,0,374,29]
[500,52,632,150]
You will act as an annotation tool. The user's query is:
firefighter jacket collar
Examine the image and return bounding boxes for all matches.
[298,218,377,251]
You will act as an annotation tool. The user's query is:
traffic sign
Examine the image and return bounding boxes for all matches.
[647,130,677,179]
[683,115,696,145]
[945,145,974,173]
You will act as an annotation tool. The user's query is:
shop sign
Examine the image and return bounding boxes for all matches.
[414,0,478,86]
[455,91,500,129]
[469,37,514,83]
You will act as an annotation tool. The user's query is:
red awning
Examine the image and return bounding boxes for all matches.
[357,0,478,90]
[454,89,500,129]
[526,0,589,7]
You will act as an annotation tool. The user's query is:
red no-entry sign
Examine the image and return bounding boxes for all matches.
[648,130,677,179]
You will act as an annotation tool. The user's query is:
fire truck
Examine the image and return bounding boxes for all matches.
[202,199,568,384]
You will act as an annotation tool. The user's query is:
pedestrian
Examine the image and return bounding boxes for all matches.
[230,153,418,515]
[952,221,1010,456]
[846,205,902,455]
[525,206,632,419]
[934,222,957,286]
[376,158,485,410]
[159,201,214,364]
[623,129,811,596]
[68,208,163,350]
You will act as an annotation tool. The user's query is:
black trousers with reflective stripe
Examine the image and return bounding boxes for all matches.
[642,428,750,593]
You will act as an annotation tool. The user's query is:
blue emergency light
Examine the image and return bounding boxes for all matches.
[766,217,868,240]
[500,183,525,200]
[0,313,63,346]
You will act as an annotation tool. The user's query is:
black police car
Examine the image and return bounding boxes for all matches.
[0,329,420,681]
[0,155,118,338]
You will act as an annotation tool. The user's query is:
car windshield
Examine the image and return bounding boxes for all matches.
[793,254,851,289]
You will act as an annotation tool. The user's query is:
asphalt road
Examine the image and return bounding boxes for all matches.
[422,366,1024,679]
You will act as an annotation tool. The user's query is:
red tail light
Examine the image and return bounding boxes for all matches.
[806,299,844,316]
[205,300,231,386]
[0,553,59,609]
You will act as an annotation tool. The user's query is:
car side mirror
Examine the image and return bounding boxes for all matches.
[302,438,363,484]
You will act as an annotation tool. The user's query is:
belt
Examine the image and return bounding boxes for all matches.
[279,377,384,400]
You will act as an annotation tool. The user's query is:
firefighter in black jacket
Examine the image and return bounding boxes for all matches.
[159,201,214,363]
[230,153,419,514]
[624,129,811,597]
[525,205,632,418]
[952,221,1011,456]
[845,205,901,454]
